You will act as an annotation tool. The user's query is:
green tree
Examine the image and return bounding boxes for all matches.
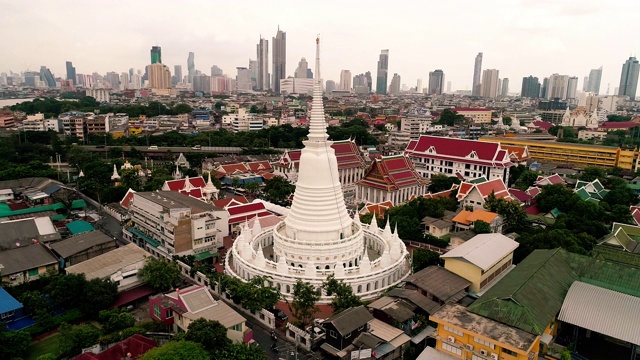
[502,116,513,126]
[437,109,465,126]
[412,248,442,272]
[323,274,363,314]
[99,309,136,334]
[473,220,492,234]
[82,278,118,316]
[263,176,295,204]
[184,319,231,354]
[0,328,32,360]
[535,184,580,213]
[514,170,539,190]
[172,103,193,114]
[484,195,528,233]
[138,258,181,292]
[215,342,269,360]
[18,290,49,316]
[609,205,634,224]
[291,280,320,327]
[46,273,87,309]
[141,341,210,360]
[242,181,260,195]
[606,114,631,122]
[36,354,58,360]
[579,166,607,182]
[428,174,460,193]
[242,276,281,312]
[58,323,101,357]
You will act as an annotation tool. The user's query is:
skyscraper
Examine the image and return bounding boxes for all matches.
[105,72,120,89]
[339,70,352,90]
[173,65,182,86]
[249,59,258,89]
[388,73,401,95]
[66,61,76,85]
[501,78,509,97]
[325,80,336,93]
[376,50,389,95]
[40,66,56,88]
[150,46,162,64]
[587,66,603,95]
[472,52,483,96]
[428,69,444,95]
[567,77,579,99]
[547,74,570,99]
[211,66,223,76]
[618,57,640,100]
[272,27,286,93]
[521,76,541,98]
[446,81,451,93]
[582,76,590,92]
[365,71,372,93]
[480,69,499,98]
[237,67,252,92]
[193,74,211,93]
[146,63,171,89]
[121,72,129,90]
[416,79,423,93]
[295,58,309,78]
[256,37,269,91]
[187,52,195,84]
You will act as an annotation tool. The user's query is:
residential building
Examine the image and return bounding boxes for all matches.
[226,108,263,132]
[66,61,76,85]
[389,73,401,95]
[146,63,171,90]
[76,334,157,360]
[618,56,640,100]
[49,230,117,268]
[441,233,518,293]
[124,191,225,258]
[60,112,87,140]
[451,209,503,233]
[501,78,509,97]
[567,76,578,99]
[421,214,453,238]
[355,155,429,205]
[272,27,286,93]
[150,46,161,64]
[236,67,252,92]
[405,135,514,182]
[451,107,492,123]
[172,65,182,86]
[403,266,471,305]
[0,244,58,285]
[279,77,314,95]
[86,88,110,103]
[546,74,570,100]
[456,178,512,210]
[339,70,352,90]
[325,80,336,94]
[193,74,211,93]
[472,52,483,96]
[0,113,15,128]
[86,115,111,134]
[257,37,269,90]
[376,50,389,95]
[521,76,540,98]
[428,69,445,95]
[587,66,603,94]
[65,243,152,291]
[149,285,250,343]
[321,306,374,355]
[480,69,499,98]
[0,288,24,329]
[211,65,223,76]
[295,57,309,78]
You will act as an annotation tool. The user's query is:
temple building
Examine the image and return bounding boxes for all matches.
[354,155,428,205]
[226,38,410,302]
[560,107,599,128]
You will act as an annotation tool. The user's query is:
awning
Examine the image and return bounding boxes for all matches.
[411,326,436,344]
[540,333,553,345]
[194,251,218,261]
[110,284,155,309]
[128,227,160,248]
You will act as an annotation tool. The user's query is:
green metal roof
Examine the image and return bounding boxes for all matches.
[469,176,488,184]
[127,227,159,248]
[66,220,95,235]
[592,246,640,269]
[194,251,218,261]
[468,248,578,335]
[564,251,640,297]
[0,199,86,218]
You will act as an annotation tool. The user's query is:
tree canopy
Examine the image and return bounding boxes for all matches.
[138,258,181,292]
[58,323,101,358]
[184,319,231,354]
[141,341,210,360]
[291,280,320,327]
[412,248,442,273]
[323,274,363,314]
[263,176,295,204]
[221,275,281,312]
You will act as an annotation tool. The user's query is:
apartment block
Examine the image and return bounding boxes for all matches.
[452,108,492,124]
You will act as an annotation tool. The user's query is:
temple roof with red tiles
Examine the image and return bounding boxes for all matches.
[163,176,207,192]
[119,188,136,210]
[456,178,512,201]
[405,135,513,167]
[275,139,365,170]
[212,195,248,209]
[357,155,427,191]
[501,145,530,162]
[535,174,565,186]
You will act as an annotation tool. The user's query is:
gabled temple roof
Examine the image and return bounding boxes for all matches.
[163,177,207,192]
[357,155,427,191]
[456,178,512,202]
[275,139,365,170]
[405,135,513,167]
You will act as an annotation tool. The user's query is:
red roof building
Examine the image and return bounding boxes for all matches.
[456,178,512,210]
[358,200,394,219]
[535,174,565,186]
[355,155,429,205]
[500,145,530,165]
[405,135,514,183]
[161,176,208,201]
[76,334,157,360]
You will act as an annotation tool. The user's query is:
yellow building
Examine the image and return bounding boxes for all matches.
[441,233,518,293]
[479,137,638,170]
[453,108,493,123]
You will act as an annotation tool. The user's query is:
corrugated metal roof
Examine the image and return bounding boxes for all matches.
[558,281,640,346]
[441,233,519,271]
[403,266,470,303]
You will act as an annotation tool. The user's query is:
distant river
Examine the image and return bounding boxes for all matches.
[0,98,34,107]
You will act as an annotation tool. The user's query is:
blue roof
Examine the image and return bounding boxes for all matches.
[0,288,23,314]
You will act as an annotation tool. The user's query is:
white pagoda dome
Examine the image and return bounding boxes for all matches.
[226,37,410,303]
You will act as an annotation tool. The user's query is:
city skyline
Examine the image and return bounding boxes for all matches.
[2,0,640,93]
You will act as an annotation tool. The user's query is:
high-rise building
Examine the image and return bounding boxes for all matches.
[618,57,640,100]
[121,72,129,90]
[541,77,549,98]
[480,69,499,98]
[521,76,541,98]
[547,74,570,100]
[501,78,509,97]
[582,76,590,92]
[66,61,76,85]
[389,73,401,95]
[376,50,389,95]
[146,63,171,89]
[39,66,56,88]
[428,69,444,95]
[249,59,258,89]
[365,71,372,93]
[272,27,286,93]
[295,58,309,78]
[472,52,483,96]
[236,67,252,92]
[105,72,120,90]
[587,66,603,95]
[256,37,269,91]
[193,74,211,93]
[173,65,182,86]
[339,70,352,90]
[446,81,451,93]
[307,69,313,79]
[567,76,579,99]
[150,46,162,64]
[325,80,336,93]
[416,79,423,94]
[187,52,195,84]
[211,66,223,76]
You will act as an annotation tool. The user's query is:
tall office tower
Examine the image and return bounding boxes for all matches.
[249,59,258,89]
[129,68,134,79]
[547,74,570,99]
[146,63,171,89]
[365,71,372,93]
[353,74,365,88]
[187,52,195,84]
[256,37,270,90]
[521,76,541,98]
[66,61,76,85]
[541,77,549,98]
[272,27,286,93]
[416,79,423,93]
[150,46,162,64]
[472,52,483,96]
[587,66,603,95]
[236,67,252,92]
[376,50,389,95]
[501,78,509,97]
[121,72,129,90]
[307,69,313,78]
[618,57,640,100]
[497,78,502,96]
[130,74,141,90]
[295,58,309,78]
[105,72,120,89]
[39,66,56,88]
[172,65,182,86]
[567,77,578,99]
[582,76,589,91]
[211,66,223,76]
[428,69,445,95]
[193,74,211,93]
[325,80,336,93]
[388,73,401,95]
[480,69,499,98]
[446,81,451,93]
[339,70,352,90]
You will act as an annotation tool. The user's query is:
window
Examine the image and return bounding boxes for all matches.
[330,330,337,338]
[473,337,495,349]
[443,325,463,336]
[28,268,39,277]
[153,304,161,318]
[231,323,243,332]
[1,310,14,319]
[166,309,173,318]
[345,332,351,338]
[502,348,517,356]
[442,343,462,356]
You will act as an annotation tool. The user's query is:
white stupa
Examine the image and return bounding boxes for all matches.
[225,37,410,302]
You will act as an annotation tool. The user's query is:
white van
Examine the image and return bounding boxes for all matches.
[148,145,158,150]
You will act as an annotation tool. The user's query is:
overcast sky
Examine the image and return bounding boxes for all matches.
[3,0,640,94]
